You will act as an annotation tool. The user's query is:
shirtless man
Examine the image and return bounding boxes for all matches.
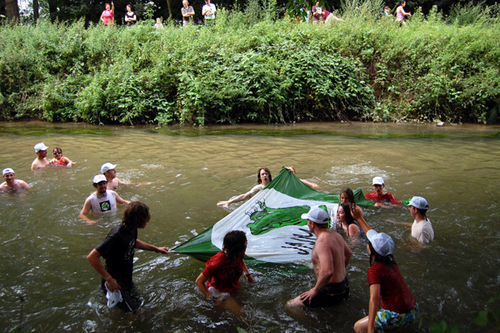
[101,163,130,190]
[31,143,51,171]
[79,174,130,224]
[0,168,30,191]
[287,207,352,310]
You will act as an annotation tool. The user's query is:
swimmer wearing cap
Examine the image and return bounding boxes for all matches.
[31,142,51,171]
[0,168,30,191]
[79,174,131,224]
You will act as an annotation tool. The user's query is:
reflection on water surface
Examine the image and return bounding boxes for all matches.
[0,122,499,332]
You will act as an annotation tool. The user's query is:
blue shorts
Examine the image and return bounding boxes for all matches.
[375,303,421,332]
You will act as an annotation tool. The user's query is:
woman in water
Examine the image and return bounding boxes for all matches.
[351,205,421,332]
[195,230,254,316]
[51,147,75,167]
[100,2,115,26]
[337,203,363,241]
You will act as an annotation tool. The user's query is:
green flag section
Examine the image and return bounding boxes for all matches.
[173,167,373,263]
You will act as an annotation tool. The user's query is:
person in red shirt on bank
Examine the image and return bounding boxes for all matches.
[365,177,400,207]
[350,205,421,332]
[195,231,254,316]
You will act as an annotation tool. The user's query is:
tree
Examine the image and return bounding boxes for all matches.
[5,0,19,21]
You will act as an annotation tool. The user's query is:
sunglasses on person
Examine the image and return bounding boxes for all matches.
[53,151,62,155]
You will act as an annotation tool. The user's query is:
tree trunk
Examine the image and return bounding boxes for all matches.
[5,0,19,22]
[33,0,39,22]
[167,0,172,20]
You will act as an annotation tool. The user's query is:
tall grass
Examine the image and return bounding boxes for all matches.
[1,2,499,125]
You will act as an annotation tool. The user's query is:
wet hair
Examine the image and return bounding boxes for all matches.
[53,147,62,154]
[257,167,272,184]
[341,203,356,226]
[123,202,151,231]
[417,208,427,217]
[223,231,247,264]
[340,187,355,203]
[368,242,396,269]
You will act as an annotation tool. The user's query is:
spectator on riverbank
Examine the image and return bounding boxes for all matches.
[87,201,168,313]
[50,147,75,167]
[195,230,253,316]
[365,177,400,207]
[396,0,411,24]
[311,1,324,23]
[154,17,163,28]
[202,0,216,24]
[181,0,195,26]
[0,168,30,191]
[31,142,51,171]
[124,4,137,27]
[100,2,115,25]
[79,174,130,224]
[351,205,421,332]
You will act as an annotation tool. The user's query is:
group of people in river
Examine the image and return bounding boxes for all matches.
[2,148,435,332]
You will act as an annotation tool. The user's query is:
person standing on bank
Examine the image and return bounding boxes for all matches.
[202,0,216,24]
[181,0,195,26]
[101,2,115,25]
[396,0,411,24]
[287,207,352,310]
[87,202,169,313]
[124,4,137,27]
[350,204,421,332]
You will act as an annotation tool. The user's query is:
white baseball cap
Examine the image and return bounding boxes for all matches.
[408,196,429,210]
[93,174,107,184]
[2,168,14,176]
[301,207,330,224]
[366,229,394,256]
[101,163,117,174]
[372,177,384,186]
[34,142,49,152]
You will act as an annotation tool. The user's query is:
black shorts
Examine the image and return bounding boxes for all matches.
[101,282,144,314]
[302,277,350,308]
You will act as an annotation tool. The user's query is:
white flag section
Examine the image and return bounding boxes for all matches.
[211,188,337,263]
[173,167,373,263]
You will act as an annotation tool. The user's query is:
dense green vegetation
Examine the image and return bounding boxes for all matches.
[1,1,499,126]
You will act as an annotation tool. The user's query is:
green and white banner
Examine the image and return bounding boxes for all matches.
[173,167,373,263]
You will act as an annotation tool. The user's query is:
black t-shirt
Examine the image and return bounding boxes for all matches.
[95,224,137,290]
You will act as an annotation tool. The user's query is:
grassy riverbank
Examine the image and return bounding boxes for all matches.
[1,3,499,126]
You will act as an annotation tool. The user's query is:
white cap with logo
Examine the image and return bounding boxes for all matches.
[93,174,107,184]
[3,168,15,176]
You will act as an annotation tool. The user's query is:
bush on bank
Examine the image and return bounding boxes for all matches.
[1,2,499,125]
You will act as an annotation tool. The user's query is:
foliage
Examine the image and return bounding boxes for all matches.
[1,2,500,125]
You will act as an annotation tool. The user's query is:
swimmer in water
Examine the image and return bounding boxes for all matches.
[364,177,400,207]
[0,168,30,191]
[337,203,364,241]
[217,167,319,207]
[50,147,75,167]
[79,174,130,224]
[101,162,144,190]
[31,143,51,171]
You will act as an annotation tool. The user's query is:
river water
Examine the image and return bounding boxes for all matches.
[0,121,499,332]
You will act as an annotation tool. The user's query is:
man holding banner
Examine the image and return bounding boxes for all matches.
[287,207,352,310]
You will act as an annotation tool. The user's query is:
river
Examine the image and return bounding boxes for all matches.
[0,121,499,332]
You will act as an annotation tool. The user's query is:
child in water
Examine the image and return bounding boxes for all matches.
[50,147,75,167]
[195,230,254,316]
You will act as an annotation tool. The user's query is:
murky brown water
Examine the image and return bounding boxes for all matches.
[1,121,499,332]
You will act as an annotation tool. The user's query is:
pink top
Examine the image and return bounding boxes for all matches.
[102,10,114,25]
[396,6,405,21]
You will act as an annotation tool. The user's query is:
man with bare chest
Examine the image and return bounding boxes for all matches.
[287,207,352,309]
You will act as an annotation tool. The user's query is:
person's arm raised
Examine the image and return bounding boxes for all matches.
[350,203,372,234]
